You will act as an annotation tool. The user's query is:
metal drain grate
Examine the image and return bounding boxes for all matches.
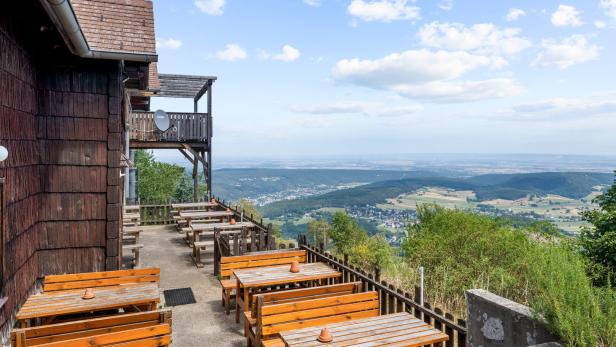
[163,287,196,307]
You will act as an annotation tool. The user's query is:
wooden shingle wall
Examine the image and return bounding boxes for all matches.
[37,60,123,275]
[0,0,126,330]
[0,7,42,328]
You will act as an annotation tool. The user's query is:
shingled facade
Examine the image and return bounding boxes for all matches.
[0,0,156,334]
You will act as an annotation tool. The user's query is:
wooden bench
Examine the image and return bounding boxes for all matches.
[243,282,362,343]
[43,268,160,292]
[192,241,210,268]
[123,244,144,267]
[11,309,171,347]
[249,291,379,347]
[219,250,307,316]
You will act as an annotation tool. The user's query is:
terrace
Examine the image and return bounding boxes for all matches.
[10,200,466,346]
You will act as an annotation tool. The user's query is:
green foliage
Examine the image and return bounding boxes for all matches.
[580,172,616,285]
[135,150,185,203]
[527,243,616,347]
[235,199,262,221]
[307,219,330,247]
[327,212,392,271]
[174,174,208,202]
[397,205,616,346]
[329,212,367,254]
[260,172,613,217]
[401,205,533,311]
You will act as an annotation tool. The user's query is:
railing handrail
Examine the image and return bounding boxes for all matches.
[297,235,467,346]
[298,243,467,333]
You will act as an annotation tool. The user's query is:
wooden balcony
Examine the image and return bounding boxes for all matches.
[129,111,211,148]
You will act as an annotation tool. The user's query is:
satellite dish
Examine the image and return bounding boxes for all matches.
[154,109,170,131]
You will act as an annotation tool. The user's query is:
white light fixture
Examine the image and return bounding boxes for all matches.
[0,146,8,162]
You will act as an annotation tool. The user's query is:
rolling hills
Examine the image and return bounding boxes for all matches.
[259,172,614,217]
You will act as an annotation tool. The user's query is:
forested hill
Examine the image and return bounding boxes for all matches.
[259,172,614,217]
[211,168,440,201]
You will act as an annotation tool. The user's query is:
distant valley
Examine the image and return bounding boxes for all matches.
[211,168,613,240]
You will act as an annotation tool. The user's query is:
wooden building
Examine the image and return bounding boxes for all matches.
[0,0,163,333]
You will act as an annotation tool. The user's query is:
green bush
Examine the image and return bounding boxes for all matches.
[397,204,616,346]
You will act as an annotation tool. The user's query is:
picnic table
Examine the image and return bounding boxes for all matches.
[16,283,160,328]
[188,221,254,243]
[179,210,233,226]
[171,202,217,210]
[280,312,449,347]
[234,262,341,322]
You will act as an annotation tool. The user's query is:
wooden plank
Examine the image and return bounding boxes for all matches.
[16,310,164,338]
[262,292,378,316]
[279,312,449,347]
[16,284,160,321]
[256,282,360,304]
[262,309,379,336]
[44,275,159,291]
[38,324,170,347]
[220,250,305,263]
[44,268,159,283]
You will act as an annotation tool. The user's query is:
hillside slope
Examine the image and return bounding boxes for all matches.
[259,172,613,217]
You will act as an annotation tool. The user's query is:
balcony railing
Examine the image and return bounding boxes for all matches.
[129,111,211,143]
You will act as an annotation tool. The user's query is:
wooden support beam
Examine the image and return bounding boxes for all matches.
[192,152,198,203]
[194,79,213,103]
[181,144,207,167]
[178,149,194,165]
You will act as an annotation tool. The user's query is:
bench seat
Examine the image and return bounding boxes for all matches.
[11,309,172,347]
[43,267,160,292]
[218,250,307,319]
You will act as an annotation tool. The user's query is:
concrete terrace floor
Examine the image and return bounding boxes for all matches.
[132,225,245,347]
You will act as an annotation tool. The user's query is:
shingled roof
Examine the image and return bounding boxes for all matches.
[70,0,156,55]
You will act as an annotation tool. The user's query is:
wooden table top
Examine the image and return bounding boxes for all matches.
[16,283,160,320]
[280,312,449,347]
[179,211,233,219]
[234,262,341,288]
[172,202,217,209]
[191,221,255,231]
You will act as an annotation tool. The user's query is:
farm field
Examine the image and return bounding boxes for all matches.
[377,187,603,234]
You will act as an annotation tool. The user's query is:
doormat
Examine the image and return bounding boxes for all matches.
[163,287,197,306]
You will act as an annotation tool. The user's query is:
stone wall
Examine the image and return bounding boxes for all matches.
[466,289,561,347]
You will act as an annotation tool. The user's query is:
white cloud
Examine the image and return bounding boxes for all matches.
[532,35,600,69]
[506,8,526,22]
[303,0,322,6]
[347,0,420,23]
[477,97,616,121]
[601,0,616,19]
[291,101,423,117]
[417,22,532,57]
[551,5,583,27]
[392,79,523,103]
[156,38,182,50]
[297,118,332,128]
[439,0,453,11]
[262,45,301,62]
[215,44,247,61]
[594,20,607,28]
[194,0,225,15]
[333,49,494,87]
[333,49,521,102]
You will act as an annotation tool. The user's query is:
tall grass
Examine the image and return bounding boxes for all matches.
[378,205,616,346]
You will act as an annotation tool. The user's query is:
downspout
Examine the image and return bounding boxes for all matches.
[39,0,157,62]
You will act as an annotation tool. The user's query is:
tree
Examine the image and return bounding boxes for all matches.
[329,211,367,254]
[235,199,262,220]
[580,172,616,285]
[307,220,330,248]
[135,150,184,202]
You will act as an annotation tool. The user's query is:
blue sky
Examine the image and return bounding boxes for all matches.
[150,0,616,159]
